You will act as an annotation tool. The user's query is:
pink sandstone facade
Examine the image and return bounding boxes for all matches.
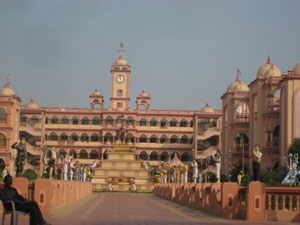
[0,51,221,175]
[222,56,300,174]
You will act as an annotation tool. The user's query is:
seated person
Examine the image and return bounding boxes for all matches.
[0,175,51,225]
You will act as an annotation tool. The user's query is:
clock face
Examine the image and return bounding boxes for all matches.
[116,74,125,83]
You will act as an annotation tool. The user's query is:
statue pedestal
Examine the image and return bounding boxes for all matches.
[92,144,154,192]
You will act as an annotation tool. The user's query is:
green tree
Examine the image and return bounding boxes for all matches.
[288,138,300,164]
[229,160,250,182]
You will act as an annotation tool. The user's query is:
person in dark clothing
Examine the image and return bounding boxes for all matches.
[0,175,51,225]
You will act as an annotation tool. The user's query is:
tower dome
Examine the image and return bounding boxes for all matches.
[138,89,150,98]
[227,68,249,92]
[113,55,129,65]
[293,63,300,75]
[91,88,102,96]
[26,98,39,109]
[256,55,281,78]
[0,74,15,96]
[201,102,214,113]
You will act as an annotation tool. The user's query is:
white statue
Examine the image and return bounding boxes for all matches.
[63,155,72,180]
[282,154,300,185]
[211,149,221,183]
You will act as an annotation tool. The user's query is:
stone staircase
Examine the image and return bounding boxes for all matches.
[91,144,155,192]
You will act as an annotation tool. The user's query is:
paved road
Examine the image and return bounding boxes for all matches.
[16,193,295,225]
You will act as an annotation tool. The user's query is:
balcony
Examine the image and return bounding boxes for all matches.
[137,143,192,149]
[264,105,280,114]
[44,140,102,147]
[233,115,249,124]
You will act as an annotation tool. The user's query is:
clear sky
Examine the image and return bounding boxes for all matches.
[0,0,299,110]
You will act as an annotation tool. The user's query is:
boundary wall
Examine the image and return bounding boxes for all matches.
[154,182,300,222]
[1,178,93,215]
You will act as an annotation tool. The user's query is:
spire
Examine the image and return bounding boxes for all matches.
[117,42,125,57]
[5,73,11,87]
[30,97,34,103]
[267,54,271,64]
[236,67,241,81]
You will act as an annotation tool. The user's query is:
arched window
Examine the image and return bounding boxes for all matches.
[212,119,217,128]
[180,135,189,144]
[199,119,209,131]
[69,149,77,159]
[105,116,114,126]
[150,151,158,161]
[150,134,158,143]
[273,125,280,147]
[190,119,194,127]
[91,133,100,142]
[160,135,168,144]
[58,149,66,158]
[160,118,167,128]
[139,135,147,143]
[51,116,59,124]
[70,133,78,142]
[79,149,88,159]
[171,152,179,160]
[104,133,113,143]
[60,132,68,141]
[139,151,148,160]
[139,118,147,126]
[29,115,39,125]
[115,116,123,125]
[160,151,169,161]
[21,114,27,123]
[0,108,7,121]
[170,135,179,143]
[126,133,135,143]
[72,116,79,125]
[45,116,48,124]
[81,116,89,125]
[180,119,187,127]
[90,150,99,159]
[181,152,190,162]
[92,116,100,125]
[49,132,58,141]
[80,133,89,142]
[170,119,177,127]
[0,133,6,147]
[61,116,69,124]
[150,118,158,126]
[127,116,134,126]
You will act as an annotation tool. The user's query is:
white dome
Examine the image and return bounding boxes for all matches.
[26,98,39,109]
[293,63,300,75]
[256,56,281,78]
[113,55,128,65]
[201,103,214,113]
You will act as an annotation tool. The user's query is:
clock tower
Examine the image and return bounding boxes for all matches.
[110,44,131,110]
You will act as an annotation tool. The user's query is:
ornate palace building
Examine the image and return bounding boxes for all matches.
[0,48,221,176]
[222,56,300,174]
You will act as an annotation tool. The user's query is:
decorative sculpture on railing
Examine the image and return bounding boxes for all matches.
[282,153,299,186]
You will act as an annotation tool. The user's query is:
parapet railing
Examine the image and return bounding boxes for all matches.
[154,182,300,222]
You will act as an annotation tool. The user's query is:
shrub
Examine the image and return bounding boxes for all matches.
[23,169,37,181]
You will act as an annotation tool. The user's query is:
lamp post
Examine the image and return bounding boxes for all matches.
[237,134,245,174]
